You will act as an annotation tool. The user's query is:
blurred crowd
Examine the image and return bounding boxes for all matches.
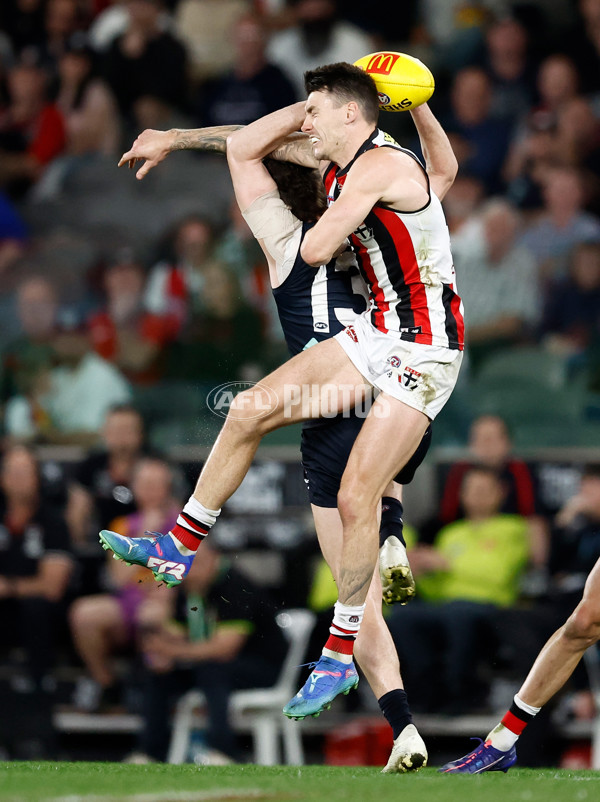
[0,0,598,447]
[0,0,600,766]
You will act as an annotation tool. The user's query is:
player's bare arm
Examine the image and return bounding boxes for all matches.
[118,104,319,181]
[300,148,428,266]
[410,103,458,201]
[118,125,243,179]
[227,104,318,211]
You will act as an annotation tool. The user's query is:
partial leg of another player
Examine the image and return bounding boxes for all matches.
[285,395,429,719]
[379,426,432,605]
[379,483,416,606]
[440,556,600,774]
[307,504,427,772]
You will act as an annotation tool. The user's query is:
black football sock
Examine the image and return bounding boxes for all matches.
[379,497,405,548]
[378,689,413,739]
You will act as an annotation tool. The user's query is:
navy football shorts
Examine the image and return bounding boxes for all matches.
[301,415,432,508]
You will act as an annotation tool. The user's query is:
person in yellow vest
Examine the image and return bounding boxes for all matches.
[388,464,533,714]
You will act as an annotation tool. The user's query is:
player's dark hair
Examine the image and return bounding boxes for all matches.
[304,62,379,124]
[263,158,327,222]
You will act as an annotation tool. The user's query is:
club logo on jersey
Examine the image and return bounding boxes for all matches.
[401,367,421,389]
[345,325,358,343]
[354,223,374,242]
[378,91,391,105]
[366,52,400,75]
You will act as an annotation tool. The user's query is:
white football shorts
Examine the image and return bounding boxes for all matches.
[334,311,463,420]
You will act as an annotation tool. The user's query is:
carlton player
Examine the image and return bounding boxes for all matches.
[106,63,462,767]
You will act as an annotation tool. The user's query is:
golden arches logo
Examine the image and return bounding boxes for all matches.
[366,53,400,75]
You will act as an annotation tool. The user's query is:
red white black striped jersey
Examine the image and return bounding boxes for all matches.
[323,128,465,351]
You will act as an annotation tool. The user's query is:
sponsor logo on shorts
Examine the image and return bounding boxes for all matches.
[346,325,358,343]
[401,367,421,389]
[387,355,401,368]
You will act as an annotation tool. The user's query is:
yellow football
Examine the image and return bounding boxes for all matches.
[354,51,435,112]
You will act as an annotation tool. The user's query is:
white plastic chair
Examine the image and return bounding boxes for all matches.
[167,608,316,765]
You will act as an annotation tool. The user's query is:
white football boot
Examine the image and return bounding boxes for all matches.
[379,535,416,605]
[382,723,428,773]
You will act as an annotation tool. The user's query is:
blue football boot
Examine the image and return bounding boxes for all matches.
[283,656,359,720]
[439,738,517,774]
[99,529,194,587]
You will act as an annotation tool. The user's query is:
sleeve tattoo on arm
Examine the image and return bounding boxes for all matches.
[170,125,245,154]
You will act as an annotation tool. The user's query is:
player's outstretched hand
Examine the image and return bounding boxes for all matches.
[118,128,176,179]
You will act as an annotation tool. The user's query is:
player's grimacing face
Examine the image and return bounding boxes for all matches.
[302,90,345,160]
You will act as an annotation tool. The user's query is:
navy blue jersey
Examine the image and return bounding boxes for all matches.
[272,222,367,357]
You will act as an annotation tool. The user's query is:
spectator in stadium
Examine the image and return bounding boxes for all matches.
[173,0,248,84]
[388,465,532,713]
[87,248,177,385]
[144,215,216,333]
[54,33,120,158]
[165,260,267,383]
[0,445,73,689]
[481,16,536,124]
[0,0,46,56]
[101,0,187,126]
[195,13,297,128]
[452,198,540,371]
[441,172,485,235]
[519,166,600,283]
[69,456,179,712]
[266,0,374,99]
[0,191,28,286]
[503,54,582,210]
[4,313,132,444]
[0,275,58,415]
[67,404,146,546]
[438,414,540,526]
[0,58,66,199]
[42,0,86,66]
[133,538,287,763]
[443,66,513,194]
[540,241,600,358]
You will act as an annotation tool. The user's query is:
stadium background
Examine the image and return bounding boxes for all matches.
[0,0,599,771]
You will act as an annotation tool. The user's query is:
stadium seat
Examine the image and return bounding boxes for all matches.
[167,608,316,766]
[476,347,569,389]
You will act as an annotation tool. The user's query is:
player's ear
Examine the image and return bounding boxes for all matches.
[345,101,359,123]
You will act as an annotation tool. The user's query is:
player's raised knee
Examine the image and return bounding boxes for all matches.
[564,602,600,646]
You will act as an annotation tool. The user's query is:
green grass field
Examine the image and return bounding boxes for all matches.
[1,763,599,802]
